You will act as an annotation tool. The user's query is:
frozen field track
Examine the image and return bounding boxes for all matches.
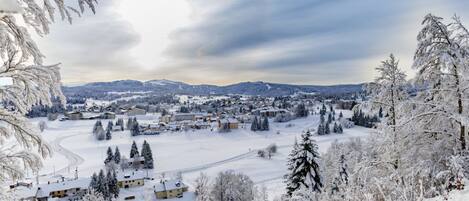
[41,133,84,177]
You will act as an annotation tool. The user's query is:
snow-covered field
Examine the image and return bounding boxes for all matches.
[32,111,371,200]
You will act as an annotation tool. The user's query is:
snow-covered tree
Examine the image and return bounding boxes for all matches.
[130,140,139,158]
[195,172,211,201]
[114,147,121,164]
[90,172,99,191]
[295,104,308,117]
[83,189,105,201]
[254,185,269,201]
[107,170,119,198]
[262,117,269,131]
[211,171,255,201]
[141,140,154,169]
[251,116,259,131]
[412,14,469,151]
[0,2,99,193]
[365,54,408,167]
[93,120,103,134]
[96,169,109,199]
[38,120,46,132]
[105,128,112,140]
[285,131,322,196]
[104,147,113,164]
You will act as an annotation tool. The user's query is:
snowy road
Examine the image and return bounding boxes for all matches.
[41,133,84,177]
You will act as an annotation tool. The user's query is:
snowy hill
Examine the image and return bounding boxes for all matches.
[63,79,363,97]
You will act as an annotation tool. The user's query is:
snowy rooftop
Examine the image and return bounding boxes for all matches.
[154,179,187,192]
[14,178,90,199]
[116,171,146,182]
[219,118,239,124]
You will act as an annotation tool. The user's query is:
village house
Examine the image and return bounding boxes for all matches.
[171,113,196,121]
[126,107,147,116]
[252,107,289,118]
[14,177,90,201]
[159,114,172,124]
[154,179,188,199]
[117,171,145,188]
[218,118,239,129]
[100,111,116,119]
[65,111,83,120]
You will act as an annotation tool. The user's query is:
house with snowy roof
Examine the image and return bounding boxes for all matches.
[14,177,90,200]
[116,171,145,188]
[217,118,239,129]
[154,179,188,199]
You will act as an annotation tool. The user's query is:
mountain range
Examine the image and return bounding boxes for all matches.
[62,79,364,97]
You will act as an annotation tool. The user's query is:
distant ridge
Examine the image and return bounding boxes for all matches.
[63,79,364,97]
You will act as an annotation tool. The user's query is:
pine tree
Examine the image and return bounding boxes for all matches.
[107,170,119,198]
[90,172,99,191]
[325,123,330,134]
[296,104,308,117]
[93,120,102,134]
[104,147,113,164]
[130,141,139,158]
[96,169,109,198]
[141,140,154,169]
[316,124,322,135]
[126,118,133,130]
[333,122,338,133]
[251,116,258,131]
[339,112,343,119]
[131,120,140,136]
[320,114,325,124]
[114,147,121,164]
[105,128,112,140]
[285,131,322,195]
[327,113,332,124]
[337,124,343,134]
[262,117,269,131]
[106,121,113,132]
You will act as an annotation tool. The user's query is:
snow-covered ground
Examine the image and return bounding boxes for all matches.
[32,111,371,200]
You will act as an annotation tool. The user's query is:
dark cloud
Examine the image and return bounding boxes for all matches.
[162,0,469,84]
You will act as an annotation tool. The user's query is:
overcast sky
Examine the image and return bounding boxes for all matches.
[34,0,469,85]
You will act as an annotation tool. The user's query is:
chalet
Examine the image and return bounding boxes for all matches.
[160,114,172,124]
[189,121,211,129]
[154,179,188,199]
[117,171,145,188]
[65,111,83,120]
[252,107,289,118]
[127,156,145,168]
[15,177,90,201]
[218,118,239,129]
[126,107,147,116]
[172,113,196,121]
[100,111,116,119]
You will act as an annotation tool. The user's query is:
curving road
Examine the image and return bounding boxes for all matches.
[40,133,84,177]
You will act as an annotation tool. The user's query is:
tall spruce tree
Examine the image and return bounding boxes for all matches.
[105,128,112,140]
[90,172,99,191]
[96,169,109,199]
[107,170,119,198]
[104,147,113,164]
[141,140,154,169]
[130,141,140,158]
[114,147,121,164]
[251,116,259,131]
[285,131,323,195]
[262,117,269,131]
